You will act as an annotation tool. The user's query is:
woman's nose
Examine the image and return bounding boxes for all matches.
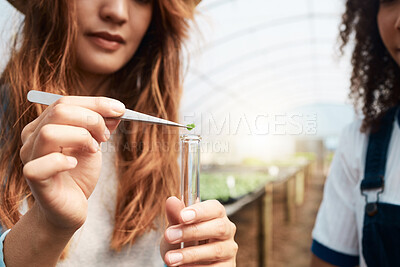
[99,0,128,25]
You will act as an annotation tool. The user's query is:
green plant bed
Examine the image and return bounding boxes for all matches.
[200,172,272,203]
[241,153,315,168]
[268,153,315,167]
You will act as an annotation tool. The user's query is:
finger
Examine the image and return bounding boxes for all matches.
[22,95,124,144]
[21,105,56,144]
[21,117,40,145]
[180,260,234,267]
[164,240,238,267]
[28,124,99,159]
[165,218,235,244]
[38,103,109,142]
[21,124,98,164]
[160,235,180,262]
[161,197,185,259]
[180,200,226,224]
[166,196,185,226]
[23,153,80,213]
[54,95,125,118]
[23,152,77,183]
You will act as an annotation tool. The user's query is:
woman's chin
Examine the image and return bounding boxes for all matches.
[76,52,129,76]
[79,62,124,76]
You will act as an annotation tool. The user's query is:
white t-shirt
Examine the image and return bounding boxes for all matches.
[312,119,400,267]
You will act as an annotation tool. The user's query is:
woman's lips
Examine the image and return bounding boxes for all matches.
[86,32,125,51]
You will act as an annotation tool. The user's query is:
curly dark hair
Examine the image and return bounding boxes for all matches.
[339,0,400,131]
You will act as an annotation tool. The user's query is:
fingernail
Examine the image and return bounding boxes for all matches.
[92,139,100,152]
[66,156,77,167]
[104,128,111,140]
[167,228,182,242]
[168,253,183,265]
[110,100,125,114]
[181,209,196,222]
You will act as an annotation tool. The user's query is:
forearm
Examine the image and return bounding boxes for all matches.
[310,255,338,267]
[3,203,76,267]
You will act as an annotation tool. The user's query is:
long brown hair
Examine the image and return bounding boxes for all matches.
[339,0,400,131]
[0,0,196,253]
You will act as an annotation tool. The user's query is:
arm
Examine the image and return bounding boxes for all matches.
[4,203,75,267]
[3,96,125,266]
[311,254,338,267]
[311,122,364,267]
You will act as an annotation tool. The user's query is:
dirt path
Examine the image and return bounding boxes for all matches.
[229,170,326,267]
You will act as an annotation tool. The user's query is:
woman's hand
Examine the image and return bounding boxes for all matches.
[19,95,124,232]
[161,196,238,266]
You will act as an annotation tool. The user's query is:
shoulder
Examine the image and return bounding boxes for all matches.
[336,119,367,164]
[339,119,365,147]
[310,121,365,263]
[320,119,368,189]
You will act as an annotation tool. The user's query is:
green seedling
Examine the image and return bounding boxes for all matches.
[186,123,196,131]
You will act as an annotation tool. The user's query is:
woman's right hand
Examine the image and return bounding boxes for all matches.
[19,95,125,232]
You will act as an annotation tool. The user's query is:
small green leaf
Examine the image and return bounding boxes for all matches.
[186,123,196,131]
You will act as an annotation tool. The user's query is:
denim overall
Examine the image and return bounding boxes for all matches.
[361,107,400,267]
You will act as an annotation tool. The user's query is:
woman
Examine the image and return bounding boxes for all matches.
[311,0,400,266]
[0,0,238,266]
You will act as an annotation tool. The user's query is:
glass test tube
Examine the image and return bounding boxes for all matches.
[180,134,201,248]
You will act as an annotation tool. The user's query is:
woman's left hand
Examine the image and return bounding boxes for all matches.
[161,196,238,266]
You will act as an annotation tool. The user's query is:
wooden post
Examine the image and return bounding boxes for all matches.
[304,163,310,188]
[295,170,305,206]
[259,183,273,267]
[286,176,295,223]
[309,161,316,182]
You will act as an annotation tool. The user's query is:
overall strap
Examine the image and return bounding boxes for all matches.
[361,107,398,216]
